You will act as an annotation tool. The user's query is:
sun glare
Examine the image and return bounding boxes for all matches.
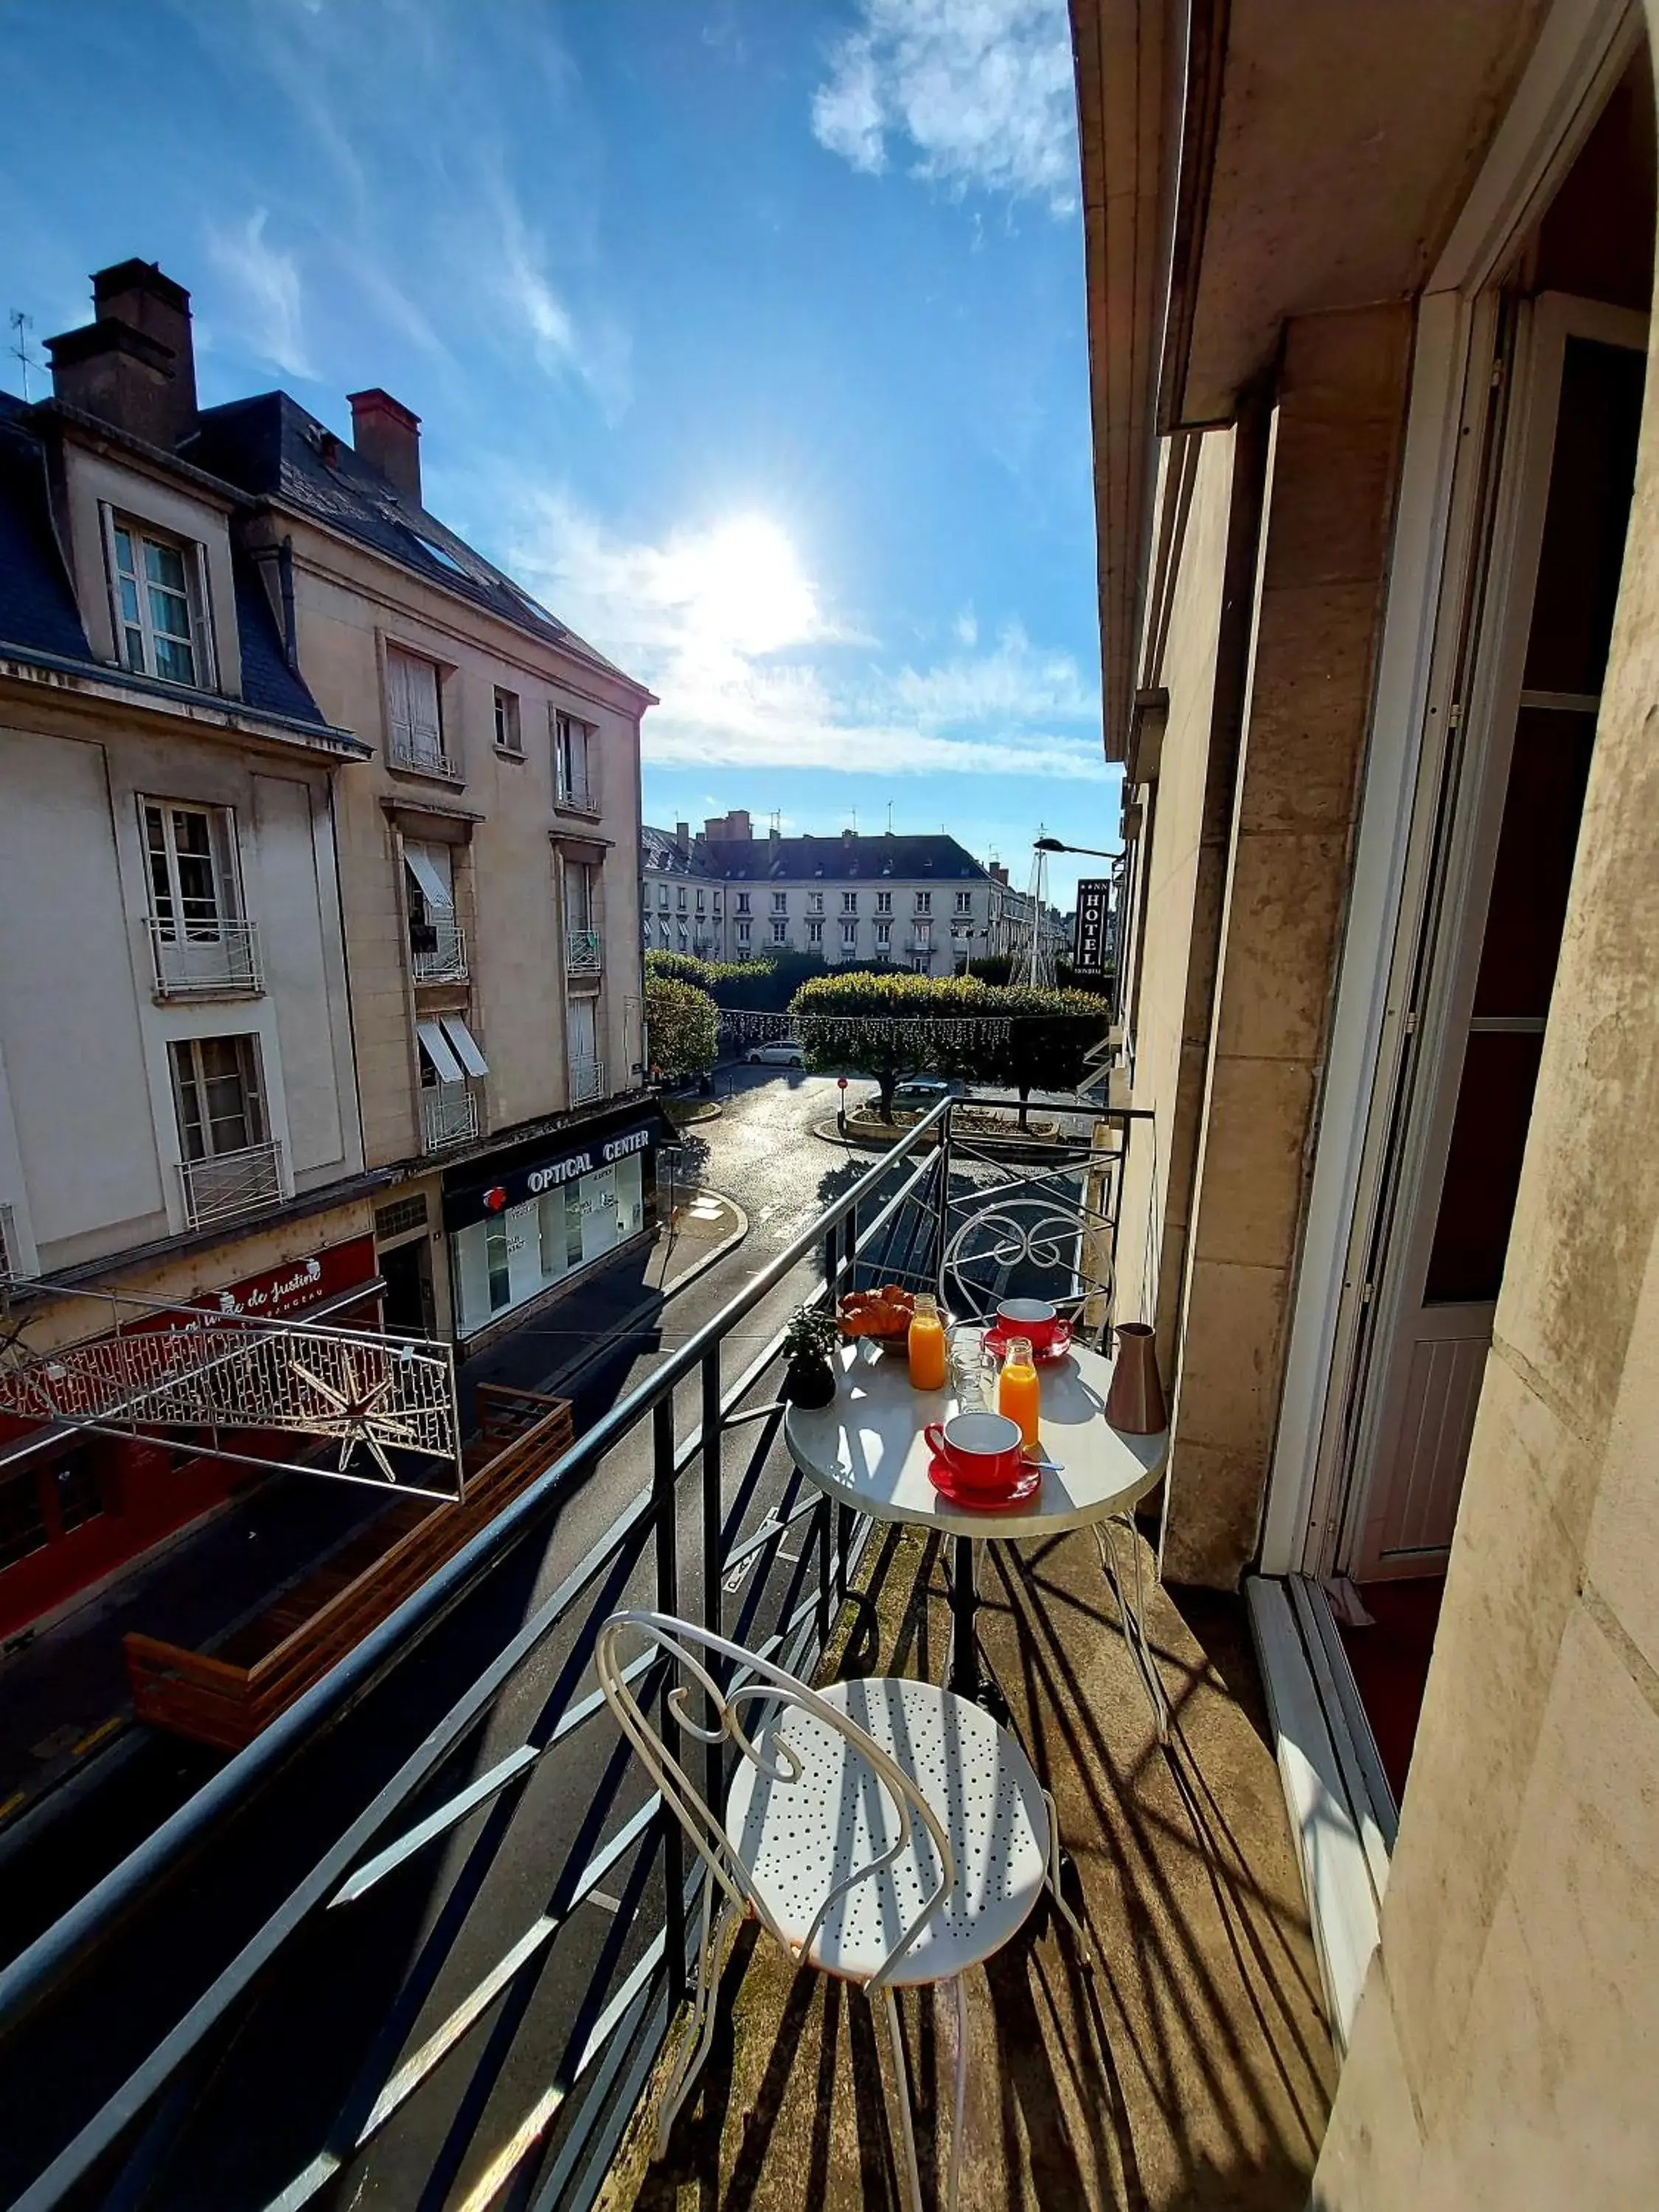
[677,515,820,657]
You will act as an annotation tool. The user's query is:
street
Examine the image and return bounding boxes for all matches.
[0,1070,941,2208]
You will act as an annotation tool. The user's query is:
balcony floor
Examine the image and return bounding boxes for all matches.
[599,1519,1335,2212]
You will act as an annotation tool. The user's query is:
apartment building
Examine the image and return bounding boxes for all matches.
[1074,1,1659,2197]
[0,259,655,1635]
[983,862,1072,974]
[192,374,657,1351]
[639,823,724,959]
[0,265,377,1635]
[641,813,992,974]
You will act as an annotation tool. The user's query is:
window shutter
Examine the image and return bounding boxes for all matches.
[386,649,414,753]
[408,656,442,750]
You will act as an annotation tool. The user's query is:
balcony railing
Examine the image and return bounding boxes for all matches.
[410,911,467,984]
[419,1079,479,1151]
[389,728,459,779]
[554,772,600,815]
[0,1095,1138,2208]
[568,1054,605,1105]
[147,917,263,998]
[178,1138,284,1228]
[566,927,602,976]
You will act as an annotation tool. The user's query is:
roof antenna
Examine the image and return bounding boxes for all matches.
[769,808,782,835]
[886,801,894,832]
[7,310,40,401]
[850,807,858,833]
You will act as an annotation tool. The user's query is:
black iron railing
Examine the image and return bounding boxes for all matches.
[0,1093,1127,2212]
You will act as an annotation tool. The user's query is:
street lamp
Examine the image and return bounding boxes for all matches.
[1034,835,1120,860]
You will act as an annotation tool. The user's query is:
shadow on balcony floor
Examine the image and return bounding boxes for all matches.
[598,1519,1335,2211]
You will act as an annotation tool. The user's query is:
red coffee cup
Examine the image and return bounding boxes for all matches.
[995,1298,1067,1354]
[924,1410,1024,1489]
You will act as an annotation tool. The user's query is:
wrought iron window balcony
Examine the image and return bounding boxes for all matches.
[389,729,460,780]
[178,1138,284,1228]
[554,775,601,815]
[409,912,468,984]
[420,1078,479,1152]
[566,928,603,976]
[568,1054,605,1105]
[146,917,263,998]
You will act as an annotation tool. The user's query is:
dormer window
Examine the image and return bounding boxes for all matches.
[107,515,206,686]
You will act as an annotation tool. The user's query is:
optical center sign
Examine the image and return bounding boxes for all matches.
[1072,878,1113,977]
[444,1124,655,1230]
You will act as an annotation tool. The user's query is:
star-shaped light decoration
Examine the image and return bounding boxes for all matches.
[289,1347,431,1487]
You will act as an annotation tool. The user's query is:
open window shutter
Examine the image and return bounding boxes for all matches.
[580,726,597,805]
[408,655,442,751]
[415,1020,464,1083]
[386,649,414,753]
[440,1016,490,1078]
[404,841,454,913]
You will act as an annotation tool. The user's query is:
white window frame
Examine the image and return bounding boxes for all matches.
[841,891,858,914]
[554,710,599,810]
[736,919,751,945]
[493,686,523,756]
[103,509,212,688]
[735,891,751,914]
[142,798,240,939]
[169,1033,266,1161]
[915,891,933,914]
[955,891,973,913]
[770,919,787,945]
[807,918,824,943]
[771,891,787,914]
[877,890,893,914]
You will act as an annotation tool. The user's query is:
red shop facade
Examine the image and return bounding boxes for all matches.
[0,1234,381,1641]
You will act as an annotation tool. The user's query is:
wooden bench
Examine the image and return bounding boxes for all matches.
[123,1386,574,1752]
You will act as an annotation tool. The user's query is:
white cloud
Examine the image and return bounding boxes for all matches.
[505,492,1104,785]
[812,0,1077,214]
[490,183,632,417]
[203,209,313,378]
[953,606,978,647]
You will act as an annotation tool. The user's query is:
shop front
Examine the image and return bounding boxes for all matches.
[443,1111,659,1342]
[0,1233,382,1638]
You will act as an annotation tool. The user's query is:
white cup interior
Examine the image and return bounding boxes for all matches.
[943,1410,1021,1458]
[998,1298,1055,1326]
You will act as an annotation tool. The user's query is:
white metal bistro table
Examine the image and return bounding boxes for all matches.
[785,1338,1172,1728]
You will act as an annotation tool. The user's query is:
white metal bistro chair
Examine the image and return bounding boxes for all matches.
[595,1610,1090,2212]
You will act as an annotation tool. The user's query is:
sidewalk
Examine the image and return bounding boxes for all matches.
[0,1189,746,1844]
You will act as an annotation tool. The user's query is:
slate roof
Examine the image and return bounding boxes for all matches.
[187,392,634,687]
[702,832,989,883]
[0,392,94,661]
[641,824,723,878]
[0,392,331,730]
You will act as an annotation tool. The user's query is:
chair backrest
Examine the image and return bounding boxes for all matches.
[595,1610,956,1988]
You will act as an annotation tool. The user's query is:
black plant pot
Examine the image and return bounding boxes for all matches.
[782,1354,836,1409]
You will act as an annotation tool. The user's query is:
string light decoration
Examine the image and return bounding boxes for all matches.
[0,1283,462,1499]
[717,1008,1015,1049]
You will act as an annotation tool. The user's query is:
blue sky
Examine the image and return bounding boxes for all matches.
[1,0,1119,909]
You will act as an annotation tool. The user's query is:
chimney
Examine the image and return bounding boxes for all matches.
[841,827,856,846]
[703,817,724,842]
[46,260,198,448]
[728,809,752,841]
[348,387,422,506]
[675,821,690,852]
[990,863,1009,886]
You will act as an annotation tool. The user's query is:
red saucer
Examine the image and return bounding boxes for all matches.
[926,1453,1043,1511]
[982,1323,1073,1366]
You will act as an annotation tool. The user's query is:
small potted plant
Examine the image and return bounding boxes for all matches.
[781,1304,839,1408]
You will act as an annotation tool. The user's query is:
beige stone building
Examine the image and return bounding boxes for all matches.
[1074,0,1659,2198]
[194,375,657,1348]
[0,257,655,1643]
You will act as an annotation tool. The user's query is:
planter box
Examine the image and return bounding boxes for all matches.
[123,1385,573,1751]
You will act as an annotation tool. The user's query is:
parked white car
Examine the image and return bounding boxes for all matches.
[745,1038,805,1067]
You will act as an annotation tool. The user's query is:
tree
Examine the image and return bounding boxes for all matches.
[983,987,1107,1128]
[790,971,993,1120]
[644,973,719,1086]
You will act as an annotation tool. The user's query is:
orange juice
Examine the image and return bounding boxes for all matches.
[997,1338,1041,1453]
[907,1294,948,1391]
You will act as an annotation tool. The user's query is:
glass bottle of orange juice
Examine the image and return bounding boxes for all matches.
[907,1293,948,1391]
[997,1336,1041,1453]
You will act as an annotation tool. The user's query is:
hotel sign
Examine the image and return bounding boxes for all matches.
[1072,878,1113,976]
